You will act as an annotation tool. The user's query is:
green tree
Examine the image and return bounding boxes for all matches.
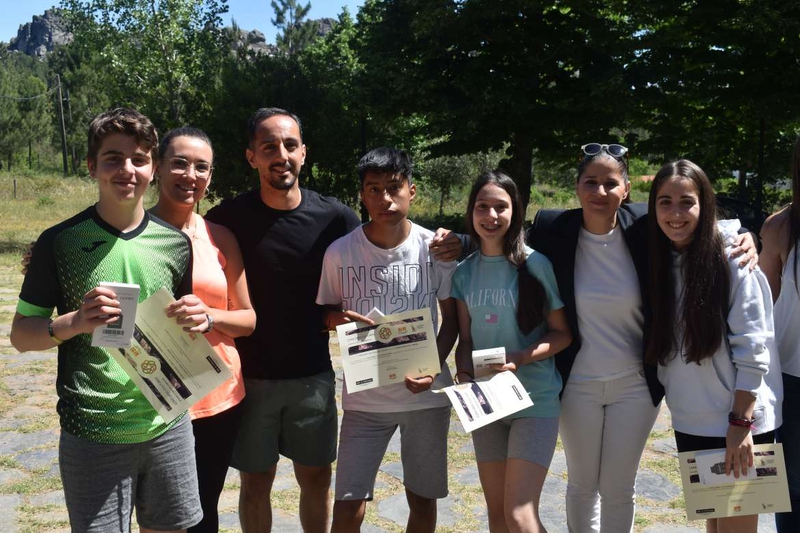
[0,51,54,171]
[630,0,800,211]
[271,0,317,57]
[354,0,636,212]
[59,0,230,127]
[420,150,503,216]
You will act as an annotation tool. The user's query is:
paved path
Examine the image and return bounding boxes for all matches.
[0,312,780,531]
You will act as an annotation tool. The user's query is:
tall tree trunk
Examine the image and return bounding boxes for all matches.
[502,130,534,215]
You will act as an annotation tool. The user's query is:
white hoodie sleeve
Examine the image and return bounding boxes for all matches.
[725,235,774,394]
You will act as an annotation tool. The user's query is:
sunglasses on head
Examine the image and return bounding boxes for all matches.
[581,143,629,158]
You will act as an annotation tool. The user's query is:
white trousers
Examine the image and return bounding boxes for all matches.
[559,370,660,533]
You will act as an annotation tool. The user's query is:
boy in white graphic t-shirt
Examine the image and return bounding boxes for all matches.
[317,147,457,533]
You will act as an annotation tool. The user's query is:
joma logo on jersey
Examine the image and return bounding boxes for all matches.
[81,240,107,253]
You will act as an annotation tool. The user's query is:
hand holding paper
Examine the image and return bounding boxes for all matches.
[336,308,440,393]
[109,288,232,423]
[434,370,532,432]
[91,282,139,348]
[472,347,506,378]
[678,443,791,520]
[166,294,212,333]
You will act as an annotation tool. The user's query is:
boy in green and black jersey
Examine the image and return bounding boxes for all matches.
[11,108,201,533]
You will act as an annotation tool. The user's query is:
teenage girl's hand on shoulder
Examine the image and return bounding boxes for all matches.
[20,241,35,275]
[728,232,758,270]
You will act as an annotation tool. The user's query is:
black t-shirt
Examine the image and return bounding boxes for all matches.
[206,188,361,379]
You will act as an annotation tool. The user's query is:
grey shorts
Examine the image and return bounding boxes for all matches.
[59,414,202,532]
[231,371,338,472]
[335,406,451,501]
[472,416,559,467]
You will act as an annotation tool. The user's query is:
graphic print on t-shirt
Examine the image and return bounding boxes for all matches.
[340,261,435,317]
[462,279,518,311]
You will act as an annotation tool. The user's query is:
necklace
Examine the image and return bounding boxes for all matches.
[183,214,198,241]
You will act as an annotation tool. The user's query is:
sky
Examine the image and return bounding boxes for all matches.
[2,0,365,44]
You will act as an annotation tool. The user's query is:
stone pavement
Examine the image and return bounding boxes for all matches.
[0,310,780,531]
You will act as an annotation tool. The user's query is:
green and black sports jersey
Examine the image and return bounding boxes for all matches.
[16,206,192,444]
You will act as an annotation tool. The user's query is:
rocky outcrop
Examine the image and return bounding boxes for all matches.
[7,10,334,59]
[226,26,278,56]
[312,18,336,38]
[8,9,72,58]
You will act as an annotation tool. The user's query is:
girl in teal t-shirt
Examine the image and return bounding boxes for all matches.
[452,171,571,533]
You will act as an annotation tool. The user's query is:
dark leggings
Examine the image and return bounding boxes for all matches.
[188,402,244,533]
[777,373,800,532]
[674,429,775,452]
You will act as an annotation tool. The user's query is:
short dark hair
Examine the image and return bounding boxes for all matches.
[357,147,413,186]
[87,108,158,164]
[158,126,214,162]
[247,107,303,146]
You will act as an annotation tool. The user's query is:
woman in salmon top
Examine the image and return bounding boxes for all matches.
[151,126,256,533]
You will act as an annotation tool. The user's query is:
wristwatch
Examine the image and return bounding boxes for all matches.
[48,319,64,345]
[205,313,214,333]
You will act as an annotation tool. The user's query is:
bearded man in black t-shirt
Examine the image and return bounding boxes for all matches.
[206,107,358,532]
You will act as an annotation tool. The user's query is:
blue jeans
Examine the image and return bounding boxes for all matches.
[777,373,800,532]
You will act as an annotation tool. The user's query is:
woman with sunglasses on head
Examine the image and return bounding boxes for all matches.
[526,143,757,533]
[759,136,800,532]
[648,159,780,533]
[150,127,256,533]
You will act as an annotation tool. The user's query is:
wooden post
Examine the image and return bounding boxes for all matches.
[55,75,69,176]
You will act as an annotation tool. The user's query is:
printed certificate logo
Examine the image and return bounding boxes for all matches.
[140,360,158,375]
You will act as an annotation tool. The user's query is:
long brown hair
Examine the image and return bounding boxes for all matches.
[646,160,730,366]
[465,171,548,334]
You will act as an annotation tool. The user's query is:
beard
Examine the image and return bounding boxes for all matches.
[269,173,297,190]
[266,164,299,190]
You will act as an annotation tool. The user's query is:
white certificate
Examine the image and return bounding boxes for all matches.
[109,288,233,423]
[434,370,532,432]
[335,307,441,393]
[678,443,791,520]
